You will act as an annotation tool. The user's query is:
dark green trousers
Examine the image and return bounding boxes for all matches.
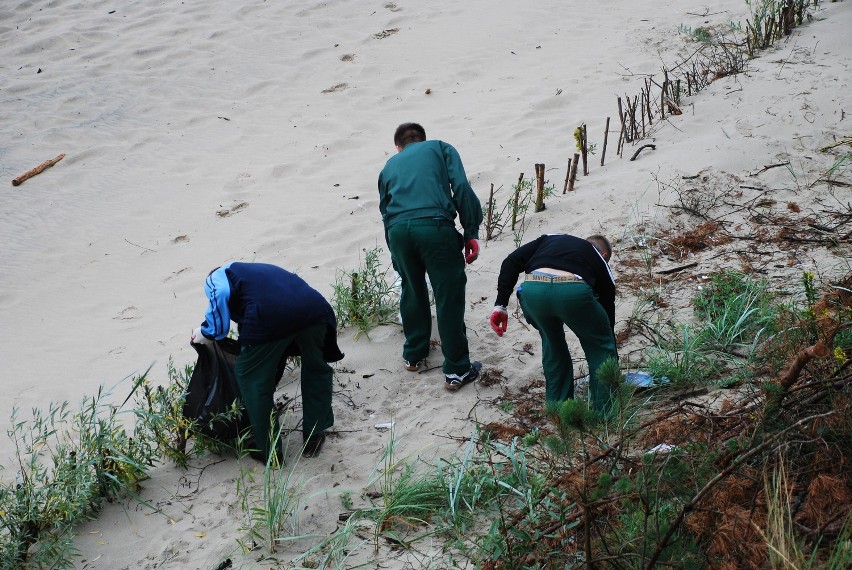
[388,218,471,376]
[235,323,334,459]
[519,280,617,412]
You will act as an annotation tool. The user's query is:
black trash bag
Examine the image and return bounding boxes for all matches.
[183,338,247,441]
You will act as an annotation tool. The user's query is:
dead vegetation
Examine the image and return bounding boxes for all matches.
[479,159,851,567]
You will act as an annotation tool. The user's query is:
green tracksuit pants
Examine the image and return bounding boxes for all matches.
[234,323,334,459]
[387,218,471,376]
[519,280,617,413]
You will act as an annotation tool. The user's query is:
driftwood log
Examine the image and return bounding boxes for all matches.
[12,153,65,186]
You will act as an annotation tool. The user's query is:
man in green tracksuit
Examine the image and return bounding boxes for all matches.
[378,123,483,390]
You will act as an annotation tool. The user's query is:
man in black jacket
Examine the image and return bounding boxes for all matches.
[489,234,617,412]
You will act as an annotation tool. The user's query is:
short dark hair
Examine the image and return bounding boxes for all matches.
[586,234,612,260]
[394,122,426,147]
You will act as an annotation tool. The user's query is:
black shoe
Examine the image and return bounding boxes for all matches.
[248,447,284,467]
[444,361,481,391]
[249,450,268,464]
[303,433,326,457]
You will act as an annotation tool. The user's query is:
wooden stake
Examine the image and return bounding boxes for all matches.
[567,153,579,192]
[625,96,638,143]
[511,172,523,230]
[562,158,572,194]
[12,153,65,187]
[644,78,653,126]
[351,273,361,322]
[485,183,495,241]
[534,163,545,212]
[600,117,610,167]
[580,123,588,176]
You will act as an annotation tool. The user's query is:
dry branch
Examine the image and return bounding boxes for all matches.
[511,173,523,230]
[749,161,790,176]
[655,261,698,275]
[12,153,65,186]
[486,183,495,241]
[630,144,656,161]
[643,410,840,570]
[762,343,832,420]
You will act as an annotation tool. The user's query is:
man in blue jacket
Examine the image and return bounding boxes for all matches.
[489,234,617,413]
[378,123,483,390]
[192,262,344,462]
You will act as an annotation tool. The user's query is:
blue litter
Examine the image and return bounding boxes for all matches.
[625,372,669,388]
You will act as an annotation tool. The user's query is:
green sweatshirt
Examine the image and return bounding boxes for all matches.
[378,140,483,241]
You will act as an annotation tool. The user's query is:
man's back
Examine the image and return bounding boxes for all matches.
[378,140,457,224]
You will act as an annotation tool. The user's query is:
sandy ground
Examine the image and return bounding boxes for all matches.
[1,0,850,568]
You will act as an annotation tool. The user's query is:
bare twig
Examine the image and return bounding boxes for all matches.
[12,154,65,186]
[643,410,839,570]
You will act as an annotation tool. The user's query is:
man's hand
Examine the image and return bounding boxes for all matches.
[464,238,480,264]
[489,306,508,336]
[191,327,211,345]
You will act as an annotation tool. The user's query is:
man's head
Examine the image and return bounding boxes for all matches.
[586,234,612,263]
[394,122,426,151]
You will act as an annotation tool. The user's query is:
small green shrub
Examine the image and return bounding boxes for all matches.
[331,246,399,338]
[693,271,772,320]
[510,178,555,247]
[646,323,723,384]
[0,377,161,568]
[235,416,313,555]
[132,357,241,468]
[677,23,713,43]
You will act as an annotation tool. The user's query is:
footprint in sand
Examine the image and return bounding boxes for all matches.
[373,28,399,40]
[163,267,190,283]
[216,201,248,217]
[322,82,349,93]
[114,306,139,320]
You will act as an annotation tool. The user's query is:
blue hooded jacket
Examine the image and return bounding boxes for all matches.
[200,262,343,360]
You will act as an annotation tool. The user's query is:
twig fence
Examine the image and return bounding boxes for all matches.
[484,0,818,242]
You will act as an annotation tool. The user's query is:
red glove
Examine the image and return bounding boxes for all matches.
[464,238,480,264]
[490,306,508,336]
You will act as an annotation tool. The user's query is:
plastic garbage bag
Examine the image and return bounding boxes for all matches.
[183,338,247,441]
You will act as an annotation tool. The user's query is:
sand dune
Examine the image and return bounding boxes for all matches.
[1,0,849,567]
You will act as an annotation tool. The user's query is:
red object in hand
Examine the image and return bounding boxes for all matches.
[490,309,508,336]
[464,238,480,264]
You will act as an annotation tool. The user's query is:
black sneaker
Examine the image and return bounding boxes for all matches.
[248,447,284,468]
[303,433,326,457]
[403,359,424,372]
[444,361,481,391]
